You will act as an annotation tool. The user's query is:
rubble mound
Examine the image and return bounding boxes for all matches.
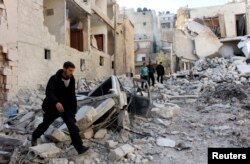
[199,83,247,103]
[213,83,247,100]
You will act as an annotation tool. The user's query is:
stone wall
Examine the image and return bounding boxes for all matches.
[115,19,135,75]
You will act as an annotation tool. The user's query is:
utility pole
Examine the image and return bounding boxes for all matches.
[114,3,117,75]
[170,42,173,74]
[246,0,249,34]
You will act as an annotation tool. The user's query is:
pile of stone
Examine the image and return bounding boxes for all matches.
[192,57,250,84]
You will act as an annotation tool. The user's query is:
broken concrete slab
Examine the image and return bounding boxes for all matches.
[29,143,61,158]
[237,64,250,75]
[49,158,69,164]
[109,144,134,161]
[0,134,23,146]
[19,112,35,123]
[45,128,69,142]
[80,128,94,139]
[94,129,107,139]
[106,140,118,149]
[151,103,181,119]
[156,137,176,147]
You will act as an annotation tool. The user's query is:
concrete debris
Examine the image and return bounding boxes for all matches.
[238,36,250,58]
[1,69,250,164]
[29,143,62,158]
[109,144,134,161]
[94,129,108,139]
[80,128,94,139]
[182,21,222,58]
[152,103,181,119]
[106,140,118,149]
[19,112,35,123]
[49,158,69,164]
[45,128,69,142]
[156,137,176,147]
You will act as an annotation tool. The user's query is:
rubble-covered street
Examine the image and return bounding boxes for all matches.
[1,57,250,164]
[1,0,250,163]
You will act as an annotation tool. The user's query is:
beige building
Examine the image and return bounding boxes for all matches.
[120,8,161,73]
[0,0,135,107]
[159,11,176,53]
[174,0,250,72]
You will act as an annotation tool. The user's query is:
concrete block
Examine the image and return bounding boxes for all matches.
[152,103,181,119]
[109,144,134,161]
[106,140,118,149]
[49,158,69,164]
[156,137,176,147]
[2,67,12,76]
[94,129,107,139]
[29,143,61,158]
[80,128,94,139]
[45,128,69,142]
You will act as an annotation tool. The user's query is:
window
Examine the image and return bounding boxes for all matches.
[112,61,114,69]
[143,22,146,26]
[99,56,104,66]
[0,0,3,4]
[44,49,51,60]
[80,59,85,71]
[142,57,146,61]
[143,12,146,15]
[94,34,104,52]
[46,9,54,16]
[236,14,246,36]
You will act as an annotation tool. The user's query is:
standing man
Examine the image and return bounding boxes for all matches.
[140,62,149,89]
[147,61,155,87]
[32,61,89,155]
[156,62,165,84]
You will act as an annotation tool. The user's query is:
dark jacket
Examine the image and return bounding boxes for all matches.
[42,69,77,114]
[147,64,155,74]
[156,64,165,75]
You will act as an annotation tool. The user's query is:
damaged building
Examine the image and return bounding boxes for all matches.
[174,0,250,72]
[0,0,135,107]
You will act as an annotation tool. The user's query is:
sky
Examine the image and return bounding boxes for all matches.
[116,0,231,13]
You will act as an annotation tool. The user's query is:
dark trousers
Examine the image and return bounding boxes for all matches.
[157,74,164,83]
[141,76,148,89]
[148,73,155,86]
[32,109,83,152]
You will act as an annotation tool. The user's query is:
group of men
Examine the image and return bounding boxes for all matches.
[140,61,165,88]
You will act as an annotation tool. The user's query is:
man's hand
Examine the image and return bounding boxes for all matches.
[56,102,64,113]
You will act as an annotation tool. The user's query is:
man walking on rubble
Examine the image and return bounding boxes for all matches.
[147,60,155,87]
[31,61,89,155]
[156,62,165,84]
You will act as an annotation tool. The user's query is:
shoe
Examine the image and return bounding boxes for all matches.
[31,137,37,146]
[77,146,89,155]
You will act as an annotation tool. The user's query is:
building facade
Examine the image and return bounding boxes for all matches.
[120,8,161,73]
[0,0,135,107]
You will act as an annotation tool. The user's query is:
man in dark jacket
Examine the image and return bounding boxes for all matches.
[147,61,155,87]
[32,61,89,155]
[156,62,165,83]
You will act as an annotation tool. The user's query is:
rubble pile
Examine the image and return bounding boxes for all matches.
[1,58,250,163]
[192,57,250,83]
